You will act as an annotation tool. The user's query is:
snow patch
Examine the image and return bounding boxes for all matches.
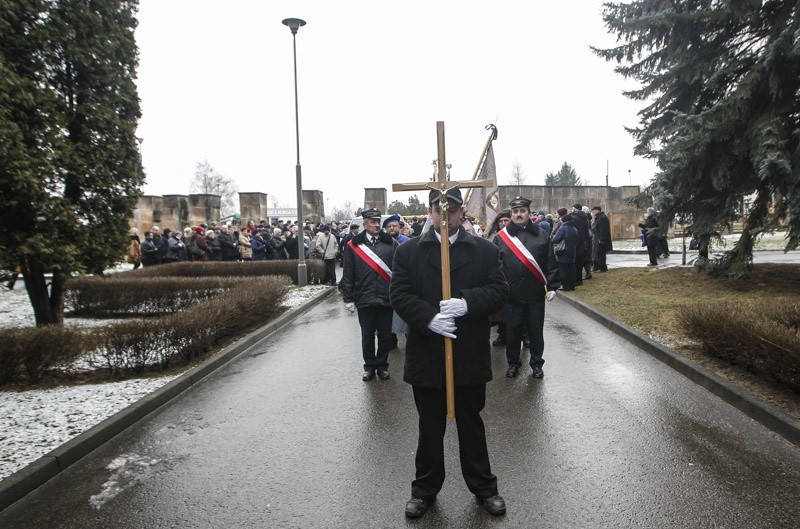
[89,453,164,509]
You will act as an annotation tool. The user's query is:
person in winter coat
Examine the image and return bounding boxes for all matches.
[284,226,300,260]
[339,208,398,381]
[127,229,141,270]
[238,228,252,261]
[250,230,267,261]
[314,224,339,285]
[150,226,166,265]
[390,188,509,519]
[189,227,210,262]
[495,196,559,379]
[638,207,660,266]
[140,231,158,267]
[552,209,579,291]
[205,230,223,261]
[218,226,239,261]
[590,205,613,272]
[570,203,592,283]
[166,231,188,262]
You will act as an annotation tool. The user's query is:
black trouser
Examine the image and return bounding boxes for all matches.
[505,301,545,368]
[411,384,498,500]
[575,254,584,285]
[646,244,658,265]
[357,306,393,372]
[558,262,576,291]
[323,258,337,285]
[593,249,608,271]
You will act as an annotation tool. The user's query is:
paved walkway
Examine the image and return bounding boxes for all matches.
[1,293,799,528]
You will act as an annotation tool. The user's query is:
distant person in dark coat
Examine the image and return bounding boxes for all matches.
[590,205,612,272]
[570,203,592,283]
[639,207,660,266]
[391,188,509,519]
[552,209,578,291]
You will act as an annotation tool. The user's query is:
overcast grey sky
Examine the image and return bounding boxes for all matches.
[135,0,658,213]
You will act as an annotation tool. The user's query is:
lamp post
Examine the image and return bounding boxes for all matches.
[282,17,307,286]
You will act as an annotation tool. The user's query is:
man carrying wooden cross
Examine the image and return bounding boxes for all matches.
[390,187,509,518]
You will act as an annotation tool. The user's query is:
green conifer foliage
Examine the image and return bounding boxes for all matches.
[595,1,800,276]
[0,0,144,324]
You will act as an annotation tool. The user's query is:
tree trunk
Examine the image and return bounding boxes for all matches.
[20,258,64,326]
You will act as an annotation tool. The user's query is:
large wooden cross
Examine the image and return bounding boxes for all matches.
[393,121,495,419]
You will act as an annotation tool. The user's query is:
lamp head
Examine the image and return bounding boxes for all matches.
[282,18,306,34]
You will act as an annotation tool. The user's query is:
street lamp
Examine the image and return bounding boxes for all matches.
[282,17,307,286]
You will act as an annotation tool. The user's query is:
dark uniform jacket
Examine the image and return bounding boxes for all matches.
[390,227,508,389]
[639,214,659,247]
[339,230,397,309]
[495,220,558,304]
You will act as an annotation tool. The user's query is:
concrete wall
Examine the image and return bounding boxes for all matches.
[364,188,387,212]
[303,190,324,224]
[130,194,220,234]
[239,192,269,224]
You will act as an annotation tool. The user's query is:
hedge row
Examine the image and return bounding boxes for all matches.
[117,260,326,284]
[66,276,244,316]
[0,326,91,385]
[678,300,800,393]
[97,276,291,377]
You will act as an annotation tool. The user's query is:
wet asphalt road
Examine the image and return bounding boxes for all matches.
[2,293,800,528]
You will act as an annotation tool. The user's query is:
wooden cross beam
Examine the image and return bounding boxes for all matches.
[392,121,495,419]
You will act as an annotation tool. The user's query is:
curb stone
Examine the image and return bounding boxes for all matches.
[557,293,800,447]
[0,286,336,512]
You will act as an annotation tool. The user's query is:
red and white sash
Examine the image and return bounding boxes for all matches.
[348,240,392,283]
[497,227,548,289]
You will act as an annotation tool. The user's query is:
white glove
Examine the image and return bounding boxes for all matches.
[344,302,355,313]
[439,298,468,318]
[427,313,457,339]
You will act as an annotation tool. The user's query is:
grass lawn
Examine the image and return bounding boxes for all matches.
[566,264,800,420]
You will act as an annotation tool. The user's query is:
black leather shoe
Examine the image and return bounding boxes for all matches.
[523,338,531,349]
[405,497,434,518]
[477,494,506,516]
[377,369,390,380]
[584,273,592,280]
[362,370,375,381]
[505,366,519,378]
[531,366,544,379]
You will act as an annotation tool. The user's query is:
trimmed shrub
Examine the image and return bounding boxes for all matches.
[0,326,89,385]
[116,260,326,285]
[66,276,242,316]
[97,276,292,376]
[678,301,800,393]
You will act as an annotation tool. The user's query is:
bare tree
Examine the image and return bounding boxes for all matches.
[510,161,527,185]
[191,160,239,217]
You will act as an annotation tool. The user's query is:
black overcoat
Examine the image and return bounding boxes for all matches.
[390,227,508,389]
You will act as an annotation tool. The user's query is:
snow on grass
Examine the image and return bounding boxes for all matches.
[0,376,180,480]
[0,283,334,482]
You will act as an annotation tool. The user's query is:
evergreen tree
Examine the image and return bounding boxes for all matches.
[595,1,800,277]
[544,162,582,186]
[0,0,143,325]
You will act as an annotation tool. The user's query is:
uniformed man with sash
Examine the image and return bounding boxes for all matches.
[495,196,559,379]
[340,208,399,381]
